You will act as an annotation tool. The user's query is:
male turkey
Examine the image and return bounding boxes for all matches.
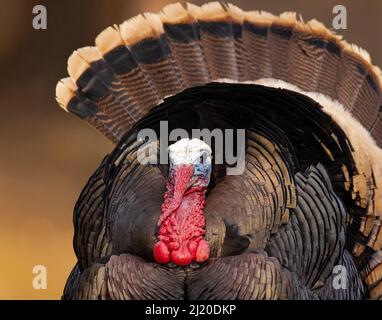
[56,2,382,300]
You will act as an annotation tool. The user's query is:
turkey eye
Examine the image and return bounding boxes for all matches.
[200,155,204,163]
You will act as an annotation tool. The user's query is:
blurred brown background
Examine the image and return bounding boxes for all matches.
[0,0,381,300]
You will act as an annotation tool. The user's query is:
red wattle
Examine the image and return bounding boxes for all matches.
[154,164,210,266]
[171,245,192,266]
[153,241,171,264]
[196,239,210,263]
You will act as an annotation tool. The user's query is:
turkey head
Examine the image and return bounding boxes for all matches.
[154,139,212,266]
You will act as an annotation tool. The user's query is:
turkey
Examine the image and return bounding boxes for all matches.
[55,2,382,300]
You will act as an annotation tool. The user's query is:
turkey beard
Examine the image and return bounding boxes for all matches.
[153,164,210,266]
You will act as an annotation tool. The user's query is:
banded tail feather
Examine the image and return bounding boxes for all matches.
[160,3,211,86]
[188,2,239,81]
[55,77,119,143]
[95,26,162,117]
[119,13,185,98]
[242,10,275,80]
[70,47,136,135]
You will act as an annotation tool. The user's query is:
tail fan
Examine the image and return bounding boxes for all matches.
[55,2,382,146]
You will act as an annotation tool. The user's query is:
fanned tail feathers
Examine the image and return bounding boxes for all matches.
[56,1,382,146]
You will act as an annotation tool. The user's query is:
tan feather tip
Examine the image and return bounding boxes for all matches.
[56,78,77,110]
[119,14,158,46]
[144,13,164,35]
[96,26,124,54]
[372,65,382,88]
[304,19,342,41]
[187,2,228,22]
[373,65,382,78]
[227,3,245,23]
[353,45,371,63]
[67,50,91,82]
[245,10,276,25]
[186,3,202,18]
[160,3,193,24]
[279,11,297,20]
[342,41,372,64]
[76,46,102,63]
[277,11,298,26]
